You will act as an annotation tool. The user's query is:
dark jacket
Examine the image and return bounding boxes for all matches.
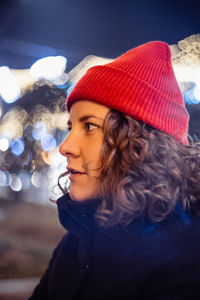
[29,193,200,300]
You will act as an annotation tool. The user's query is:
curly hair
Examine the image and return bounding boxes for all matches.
[58,109,200,227]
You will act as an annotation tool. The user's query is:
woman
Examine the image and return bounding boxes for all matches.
[29,41,200,300]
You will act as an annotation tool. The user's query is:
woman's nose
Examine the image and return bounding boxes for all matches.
[59,132,80,158]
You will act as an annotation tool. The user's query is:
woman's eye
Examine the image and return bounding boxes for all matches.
[85,123,98,131]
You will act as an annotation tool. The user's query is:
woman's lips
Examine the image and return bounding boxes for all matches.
[67,167,86,180]
[69,172,85,180]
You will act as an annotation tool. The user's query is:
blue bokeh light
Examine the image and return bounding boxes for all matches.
[183,85,200,105]
[19,170,32,190]
[32,121,47,140]
[67,82,76,96]
[5,171,11,186]
[11,138,25,156]
[41,134,56,152]
[0,170,7,186]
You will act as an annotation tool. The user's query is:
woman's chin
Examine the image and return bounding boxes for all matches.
[69,189,90,202]
[69,187,99,202]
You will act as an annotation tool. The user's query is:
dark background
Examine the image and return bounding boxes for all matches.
[0,0,199,71]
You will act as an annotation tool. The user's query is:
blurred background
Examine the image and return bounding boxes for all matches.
[0,0,200,299]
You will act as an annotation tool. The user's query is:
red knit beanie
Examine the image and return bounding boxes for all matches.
[67,41,189,144]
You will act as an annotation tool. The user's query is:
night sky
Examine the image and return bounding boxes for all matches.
[0,0,199,70]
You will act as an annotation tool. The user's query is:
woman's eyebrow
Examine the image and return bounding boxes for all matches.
[79,115,104,122]
[68,115,104,126]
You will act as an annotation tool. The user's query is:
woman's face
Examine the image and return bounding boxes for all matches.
[59,100,109,201]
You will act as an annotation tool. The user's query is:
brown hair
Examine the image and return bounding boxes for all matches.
[59,110,200,227]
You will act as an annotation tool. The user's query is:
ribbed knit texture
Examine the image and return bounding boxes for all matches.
[67,41,189,144]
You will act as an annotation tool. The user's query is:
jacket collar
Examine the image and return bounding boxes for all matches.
[57,193,100,238]
[57,194,192,239]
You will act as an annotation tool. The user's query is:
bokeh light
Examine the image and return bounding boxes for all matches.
[1,108,27,139]
[19,170,32,190]
[11,138,25,156]
[0,101,2,119]
[5,171,11,186]
[30,56,67,81]
[0,66,21,103]
[41,134,56,152]
[183,84,200,105]
[31,171,44,188]
[32,121,47,140]
[0,170,7,187]
[10,174,22,191]
[41,149,57,165]
[0,81,68,200]
[67,82,76,96]
[0,137,9,152]
[194,84,200,101]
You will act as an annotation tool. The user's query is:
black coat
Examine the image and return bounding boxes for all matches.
[29,193,200,300]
